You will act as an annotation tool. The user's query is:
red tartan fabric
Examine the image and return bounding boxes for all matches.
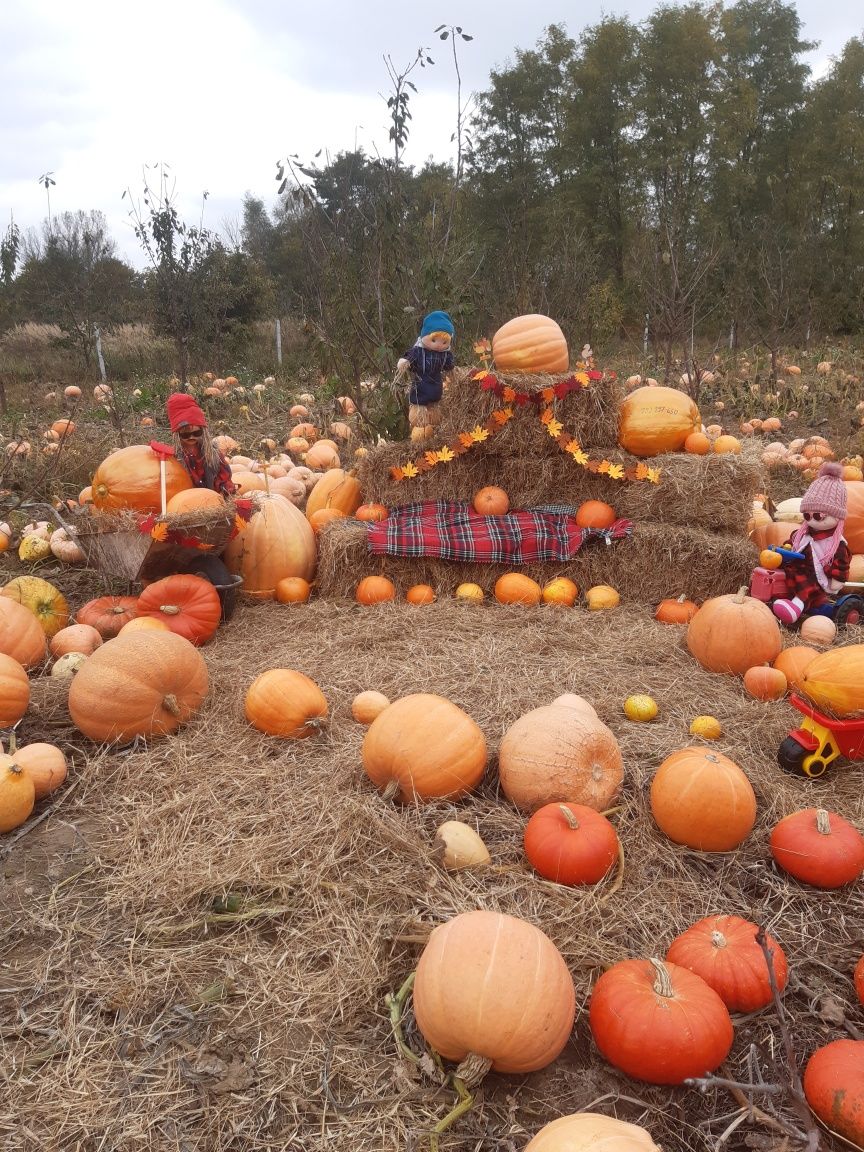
[179,448,236,496]
[366,501,632,563]
[782,535,851,608]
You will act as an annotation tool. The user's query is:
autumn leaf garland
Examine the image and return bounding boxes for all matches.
[389,370,661,485]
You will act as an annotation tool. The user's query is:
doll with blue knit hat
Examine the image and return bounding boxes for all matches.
[397,310,455,441]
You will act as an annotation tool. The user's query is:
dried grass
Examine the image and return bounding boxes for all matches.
[2,600,862,1151]
[316,517,758,603]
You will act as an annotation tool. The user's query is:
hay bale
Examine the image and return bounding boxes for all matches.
[358,442,764,533]
[316,517,758,604]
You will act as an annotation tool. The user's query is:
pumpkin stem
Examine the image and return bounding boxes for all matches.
[454,1051,493,1088]
[558,804,580,830]
[382,780,400,802]
[734,585,749,603]
[6,732,16,755]
[650,958,675,998]
[159,605,182,615]
[162,694,182,718]
[710,930,727,949]
[816,808,831,836]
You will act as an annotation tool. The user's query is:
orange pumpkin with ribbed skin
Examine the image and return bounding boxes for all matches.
[472,486,510,516]
[275,577,312,604]
[406,584,436,605]
[844,481,864,553]
[49,624,103,658]
[76,596,139,639]
[684,432,710,455]
[304,441,340,471]
[68,632,208,743]
[499,706,623,814]
[589,958,733,1085]
[666,915,787,1012]
[355,503,389,523]
[290,423,318,443]
[245,669,328,737]
[231,470,267,495]
[91,444,192,512]
[492,314,569,374]
[0,755,35,832]
[524,802,619,885]
[770,808,864,888]
[0,653,29,727]
[772,645,818,691]
[351,690,390,724]
[799,644,864,716]
[14,742,67,800]
[136,575,221,646]
[743,665,787,701]
[748,519,790,551]
[355,576,396,605]
[654,595,698,624]
[413,910,576,1073]
[524,1114,661,1152]
[362,693,487,802]
[51,418,75,438]
[575,500,616,529]
[309,507,346,534]
[225,492,317,598]
[1,576,69,639]
[165,487,225,513]
[305,468,362,521]
[650,747,756,851]
[686,587,781,674]
[542,577,579,606]
[804,1039,864,1146]
[121,616,171,635]
[759,548,783,570]
[494,573,542,605]
[0,598,47,669]
[618,386,700,457]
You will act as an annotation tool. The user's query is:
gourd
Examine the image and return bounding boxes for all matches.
[434,821,490,870]
[406,584,436,605]
[362,693,487,802]
[1,577,69,638]
[413,909,576,1074]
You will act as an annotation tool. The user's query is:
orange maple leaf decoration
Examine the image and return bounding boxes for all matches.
[540,408,554,425]
[502,386,516,402]
[635,463,649,480]
[150,523,169,542]
[459,432,474,448]
[541,386,555,402]
[424,451,439,467]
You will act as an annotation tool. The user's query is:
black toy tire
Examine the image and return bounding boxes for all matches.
[778,737,810,777]
[834,595,864,629]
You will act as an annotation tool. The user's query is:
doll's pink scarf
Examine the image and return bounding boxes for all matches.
[789,522,846,592]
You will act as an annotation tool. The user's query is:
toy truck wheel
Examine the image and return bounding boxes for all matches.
[802,755,829,778]
[834,595,863,629]
[778,737,811,777]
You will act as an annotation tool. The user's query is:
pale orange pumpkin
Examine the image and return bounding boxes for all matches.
[713,435,741,455]
[413,909,575,1074]
[524,1114,661,1152]
[494,573,542,605]
[224,492,317,598]
[0,598,47,669]
[290,422,318,443]
[743,665,788,701]
[231,470,267,495]
[119,616,170,634]
[14,742,67,800]
[0,653,30,727]
[165,487,225,513]
[245,669,328,737]
[304,468,361,521]
[351,690,391,724]
[492,314,569,374]
[362,693,487,801]
[498,705,623,813]
[618,386,700,457]
[90,444,192,512]
[472,486,510,516]
[304,441,340,471]
[773,645,819,691]
[651,747,757,851]
[49,624,103,658]
[799,615,837,648]
[686,587,782,674]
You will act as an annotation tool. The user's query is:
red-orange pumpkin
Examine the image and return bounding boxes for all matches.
[524,803,619,885]
[589,958,733,1084]
[136,575,221,646]
[575,500,616,529]
[803,1039,864,1147]
[472,486,510,516]
[275,577,312,604]
[666,915,788,1012]
[355,576,396,605]
[76,596,139,639]
[770,808,864,888]
[654,595,698,624]
[406,583,436,605]
[354,503,389,523]
[743,665,787,701]
[494,573,542,605]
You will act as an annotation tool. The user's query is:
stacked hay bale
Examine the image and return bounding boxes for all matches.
[317,368,762,603]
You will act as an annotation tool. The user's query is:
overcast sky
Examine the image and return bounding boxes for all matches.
[1,0,861,266]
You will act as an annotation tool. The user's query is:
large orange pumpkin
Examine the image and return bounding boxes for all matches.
[666,915,787,1012]
[498,705,623,813]
[76,595,139,639]
[589,958,733,1084]
[799,644,864,716]
[1,576,69,639]
[90,444,192,512]
[650,747,756,851]
[0,653,30,727]
[165,487,225,513]
[772,645,818,691]
[524,1114,661,1152]
[491,314,569,374]
[618,386,700,457]
[362,693,487,802]
[686,587,781,674]
[844,481,864,553]
[413,910,575,1074]
[245,669,328,737]
[804,1039,864,1147]
[0,597,47,669]
[136,574,222,646]
[68,632,209,743]
[770,808,864,888]
[224,492,317,598]
[304,468,362,521]
[494,573,542,605]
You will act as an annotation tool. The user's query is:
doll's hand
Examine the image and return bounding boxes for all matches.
[396,358,409,374]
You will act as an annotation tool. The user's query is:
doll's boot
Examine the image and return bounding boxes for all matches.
[773,596,804,625]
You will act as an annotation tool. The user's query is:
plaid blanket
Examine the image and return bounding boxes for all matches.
[366,501,632,563]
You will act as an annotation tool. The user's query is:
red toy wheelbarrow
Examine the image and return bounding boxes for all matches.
[777,693,864,778]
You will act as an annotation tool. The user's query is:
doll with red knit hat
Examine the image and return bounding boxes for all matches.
[165,393,235,496]
[772,462,851,625]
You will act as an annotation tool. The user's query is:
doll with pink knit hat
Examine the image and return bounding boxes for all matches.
[772,462,851,625]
